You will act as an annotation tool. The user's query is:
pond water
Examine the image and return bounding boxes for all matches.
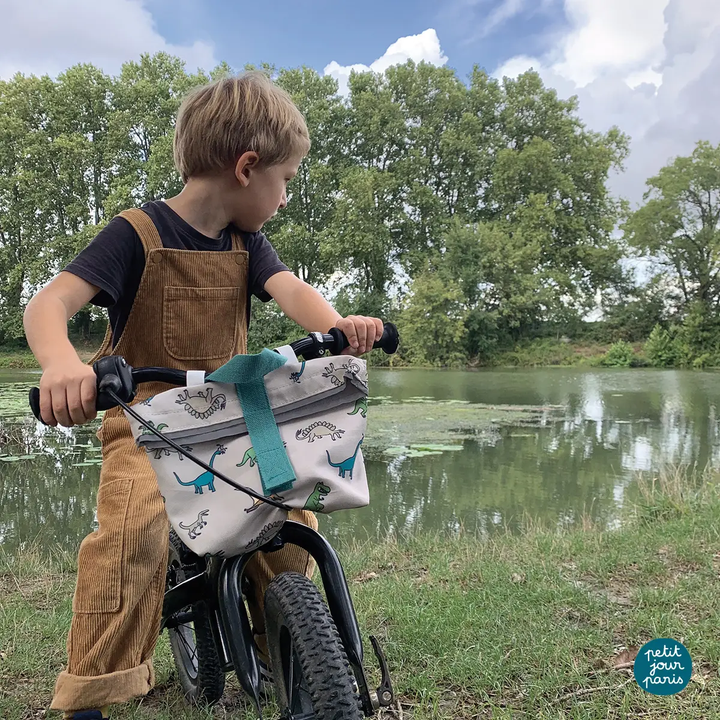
[1,367,719,553]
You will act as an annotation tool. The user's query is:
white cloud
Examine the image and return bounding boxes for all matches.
[553,0,669,86]
[479,0,526,39]
[455,0,556,43]
[0,0,216,79]
[492,0,720,207]
[324,29,448,95]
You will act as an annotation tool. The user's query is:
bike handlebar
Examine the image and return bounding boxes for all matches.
[29,322,399,424]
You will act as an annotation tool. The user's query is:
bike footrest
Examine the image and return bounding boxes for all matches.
[369,635,394,707]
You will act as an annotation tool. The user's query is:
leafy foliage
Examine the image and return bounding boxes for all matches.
[602,341,636,367]
[644,325,678,368]
[398,269,468,367]
[1,55,633,363]
[625,141,720,311]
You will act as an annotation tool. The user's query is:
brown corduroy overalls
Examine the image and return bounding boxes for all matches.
[52,209,318,711]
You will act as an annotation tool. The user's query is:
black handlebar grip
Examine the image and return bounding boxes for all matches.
[327,322,400,355]
[29,387,45,424]
[375,322,399,354]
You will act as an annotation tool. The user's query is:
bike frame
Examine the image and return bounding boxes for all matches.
[29,325,399,718]
[162,520,393,718]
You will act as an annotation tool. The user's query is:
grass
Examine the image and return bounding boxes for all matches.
[0,337,624,371]
[0,351,43,370]
[0,338,102,370]
[491,338,620,368]
[1,469,720,719]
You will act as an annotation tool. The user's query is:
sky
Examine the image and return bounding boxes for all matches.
[2,0,720,207]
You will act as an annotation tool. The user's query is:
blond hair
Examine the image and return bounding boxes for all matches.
[173,71,310,182]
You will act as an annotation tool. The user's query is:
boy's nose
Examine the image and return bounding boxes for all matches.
[278,191,287,210]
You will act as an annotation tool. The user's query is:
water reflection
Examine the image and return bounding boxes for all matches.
[320,368,720,542]
[1,368,719,552]
[0,416,101,550]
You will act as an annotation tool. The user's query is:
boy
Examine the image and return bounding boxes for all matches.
[23,71,383,720]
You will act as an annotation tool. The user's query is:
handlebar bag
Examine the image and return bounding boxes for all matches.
[125,350,369,557]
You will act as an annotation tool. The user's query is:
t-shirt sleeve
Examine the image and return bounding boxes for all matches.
[247,231,291,302]
[64,217,143,307]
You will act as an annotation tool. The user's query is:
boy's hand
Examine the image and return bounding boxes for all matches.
[336,315,384,356]
[39,359,98,427]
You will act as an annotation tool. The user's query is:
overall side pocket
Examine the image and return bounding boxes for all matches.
[72,477,133,614]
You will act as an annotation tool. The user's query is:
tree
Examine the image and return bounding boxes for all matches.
[443,197,567,348]
[0,55,633,361]
[398,269,468,367]
[385,61,470,266]
[598,278,669,342]
[263,67,347,285]
[625,141,720,312]
[324,166,402,316]
[488,72,628,309]
[644,325,678,367]
[107,53,207,213]
[0,74,61,340]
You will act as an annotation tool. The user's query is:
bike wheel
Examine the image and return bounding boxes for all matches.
[166,530,225,704]
[265,571,363,720]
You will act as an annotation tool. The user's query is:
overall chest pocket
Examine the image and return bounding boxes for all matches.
[163,286,240,361]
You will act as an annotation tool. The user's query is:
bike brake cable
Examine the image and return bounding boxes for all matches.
[107,389,293,512]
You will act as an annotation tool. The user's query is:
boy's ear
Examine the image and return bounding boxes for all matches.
[234,151,260,187]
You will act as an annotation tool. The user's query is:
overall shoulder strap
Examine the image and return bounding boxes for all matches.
[231,228,247,252]
[119,208,163,253]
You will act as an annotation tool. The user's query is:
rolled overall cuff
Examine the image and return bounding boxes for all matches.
[50,660,155,711]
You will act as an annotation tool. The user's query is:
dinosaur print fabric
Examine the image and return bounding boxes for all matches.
[125,354,369,556]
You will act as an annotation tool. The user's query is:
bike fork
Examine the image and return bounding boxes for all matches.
[217,554,265,717]
[262,522,395,716]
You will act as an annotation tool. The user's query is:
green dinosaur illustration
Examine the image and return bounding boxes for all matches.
[326,436,364,479]
[290,361,306,383]
[303,482,331,511]
[237,441,288,469]
[237,447,257,468]
[140,421,168,436]
[149,444,193,460]
[348,398,368,418]
[174,445,226,494]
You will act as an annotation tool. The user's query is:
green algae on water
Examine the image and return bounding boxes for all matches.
[365,399,558,454]
[0,383,35,419]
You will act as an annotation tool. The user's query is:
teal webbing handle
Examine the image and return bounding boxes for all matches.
[207,350,296,495]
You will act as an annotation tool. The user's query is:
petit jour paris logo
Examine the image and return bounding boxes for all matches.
[633,638,692,695]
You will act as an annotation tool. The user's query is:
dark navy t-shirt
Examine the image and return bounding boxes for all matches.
[64,201,289,346]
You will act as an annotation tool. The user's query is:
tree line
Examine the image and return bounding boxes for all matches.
[1,53,718,366]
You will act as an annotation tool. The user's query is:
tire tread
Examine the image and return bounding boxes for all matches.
[265,571,363,720]
[167,530,225,705]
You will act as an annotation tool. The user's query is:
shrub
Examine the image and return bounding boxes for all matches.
[602,340,636,367]
[397,270,469,367]
[644,325,677,367]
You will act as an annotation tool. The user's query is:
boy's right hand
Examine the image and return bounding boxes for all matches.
[39,360,98,427]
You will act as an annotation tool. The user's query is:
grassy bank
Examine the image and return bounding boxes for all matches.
[1,468,719,718]
[0,349,43,369]
[0,340,614,371]
[0,339,102,370]
[0,337,679,371]
[490,338,641,368]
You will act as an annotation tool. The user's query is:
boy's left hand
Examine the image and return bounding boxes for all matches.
[336,315,384,355]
